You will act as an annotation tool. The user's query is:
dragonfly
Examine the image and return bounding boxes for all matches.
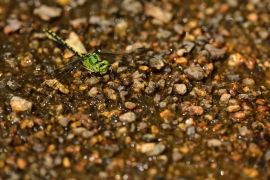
[43,29,112,94]
[44,29,110,75]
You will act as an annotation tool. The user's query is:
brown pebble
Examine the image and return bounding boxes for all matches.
[182,106,204,115]
[173,84,187,95]
[257,105,268,112]
[226,105,241,113]
[63,157,71,168]
[242,78,255,86]
[228,53,246,67]
[231,112,246,121]
[124,102,136,110]
[160,109,176,123]
[17,158,27,170]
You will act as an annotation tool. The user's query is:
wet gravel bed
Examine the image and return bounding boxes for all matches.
[0,0,270,179]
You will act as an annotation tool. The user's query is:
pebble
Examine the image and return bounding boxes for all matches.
[84,76,100,86]
[137,143,166,156]
[142,134,157,142]
[231,112,246,121]
[228,53,245,67]
[157,29,172,39]
[144,1,172,24]
[124,102,136,110]
[17,158,27,170]
[69,17,87,28]
[161,123,172,130]
[173,84,187,95]
[238,126,251,136]
[89,15,110,27]
[149,55,165,70]
[184,64,205,81]
[207,139,222,147]
[182,106,204,115]
[243,168,259,178]
[4,19,23,34]
[10,96,32,113]
[119,112,136,123]
[219,93,231,104]
[121,0,143,14]
[45,79,69,94]
[88,87,99,97]
[107,89,117,100]
[115,21,128,36]
[160,109,175,123]
[226,105,241,113]
[63,157,71,168]
[34,5,62,21]
[204,44,225,59]
[59,117,70,127]
[242,78,255,86]
[182,41,195,53]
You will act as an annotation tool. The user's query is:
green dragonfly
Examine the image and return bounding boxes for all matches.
[44,29,110,75]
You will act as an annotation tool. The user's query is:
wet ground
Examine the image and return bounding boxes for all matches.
[0,0,270,179]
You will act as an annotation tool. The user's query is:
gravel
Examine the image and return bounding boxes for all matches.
[1,0,270,179]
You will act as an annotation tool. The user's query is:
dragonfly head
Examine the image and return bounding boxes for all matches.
[94,60,110,74]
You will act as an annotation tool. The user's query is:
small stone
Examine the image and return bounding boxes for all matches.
[204,44,225,59]
[144,1,172,24]
[63,157,71,168]
[157,29,172,39]
[172,148,183,162]
[231,112,246,121]
[84,76,100,86]
[115,20,128,36]
[73,127,86,135]
[228,53,246,67]
[88,87,99,97]
[242,78,255,86]
[226,105,241,113]
[122,0,143,14]
[56,0,71,6]
[119,112,136,123]
[17,158,27,170]
[142,134,157,142]
[173,84,187,95]
[183,106,204,115]
[69,17,87,28]
[133,79,145,89]
[149,55,165,70]
[124,102,136,110]
[238,126,251,136]
[44,79,69,94]
[184,64,205,81]
[174,24,184,35]
[243,168,259,178]
[82,131,94,138]
[207,139,222,147]
[4,19,23,34]
[219,93,231,104]
[89,15,110,27]
[137,143,166,156]
[34,5,62,21]
[183,41,195,53]
[160,109,175,123]
[107,89,117,100]
[59,117,70,127]
[161,123,172,130]
[10,96,32,113]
